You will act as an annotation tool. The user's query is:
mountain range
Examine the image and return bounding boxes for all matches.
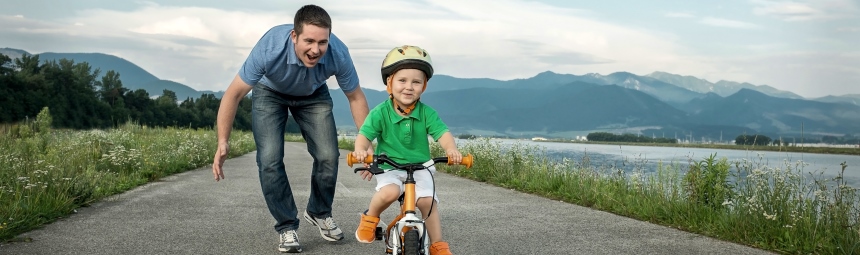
[3,47,859,140]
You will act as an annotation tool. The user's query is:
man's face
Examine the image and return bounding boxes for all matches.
[291,24,330,68]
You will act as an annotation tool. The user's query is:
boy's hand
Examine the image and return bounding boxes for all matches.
[353,148,374,181]
[446,149,462,165]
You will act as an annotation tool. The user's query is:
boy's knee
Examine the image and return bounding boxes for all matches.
[378,185,401,203]
[416,197,437,212]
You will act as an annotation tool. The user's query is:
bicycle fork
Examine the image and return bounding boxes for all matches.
[384,179,429,254]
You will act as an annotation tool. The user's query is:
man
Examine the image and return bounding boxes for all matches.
[211,4,370,253]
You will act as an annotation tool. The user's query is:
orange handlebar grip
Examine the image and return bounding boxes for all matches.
[346,152,373,167]
[448,153,474,168]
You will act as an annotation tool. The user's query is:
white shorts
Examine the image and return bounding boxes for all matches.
[375,165,439,202]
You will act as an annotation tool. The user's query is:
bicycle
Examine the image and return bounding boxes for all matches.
[347,152,473,255]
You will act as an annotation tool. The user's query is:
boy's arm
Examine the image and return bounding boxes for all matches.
[437,132,462,164]
[353,134,373,157]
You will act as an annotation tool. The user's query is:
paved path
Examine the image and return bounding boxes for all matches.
[1,142,774,254]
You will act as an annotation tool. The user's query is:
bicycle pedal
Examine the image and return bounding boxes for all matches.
[375,226,384,240]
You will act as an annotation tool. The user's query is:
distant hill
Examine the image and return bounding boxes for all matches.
[687,89,860,135]
[0,47,29,61]
[454,84,689,132]
[814,94,860,106]
[647,71,804,99]
[2,48,223,99]
[431,71,703,107]
[427,75,506,91]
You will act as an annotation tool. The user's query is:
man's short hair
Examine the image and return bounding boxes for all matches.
[294,4,332,35]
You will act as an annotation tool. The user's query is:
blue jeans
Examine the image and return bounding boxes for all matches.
[252,84,340,233]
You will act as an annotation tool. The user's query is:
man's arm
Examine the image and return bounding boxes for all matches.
[344,86,370,130]
[212,74,253,181]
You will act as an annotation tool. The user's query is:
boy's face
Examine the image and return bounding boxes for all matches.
[291,23,330,68]
[389,69,427,108]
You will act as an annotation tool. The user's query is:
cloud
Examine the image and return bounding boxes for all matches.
[700,17,762,29]
[751,0,860,21]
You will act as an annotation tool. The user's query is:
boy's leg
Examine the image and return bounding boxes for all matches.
[416,198,443,243]
[288,86,343,241]
[357,173,403,243]
[252,84,299,233]
[418,200,452,255]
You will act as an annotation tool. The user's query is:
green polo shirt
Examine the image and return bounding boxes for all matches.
[359,99,449,170]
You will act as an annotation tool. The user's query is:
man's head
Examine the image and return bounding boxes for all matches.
[291,5,332,68]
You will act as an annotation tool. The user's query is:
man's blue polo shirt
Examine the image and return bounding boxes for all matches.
[238,24,360,96]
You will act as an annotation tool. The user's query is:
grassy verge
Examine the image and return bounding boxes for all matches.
[536,140,860,156]
[427,138,856,254]
[0,123,256,241]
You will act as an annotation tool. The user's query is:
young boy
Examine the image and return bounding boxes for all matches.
[352,45,461,255]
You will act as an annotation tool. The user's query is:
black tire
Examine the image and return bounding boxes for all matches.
[402,229,420,255]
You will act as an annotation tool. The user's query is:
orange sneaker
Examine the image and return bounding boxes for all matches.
[355,213,379,243]
[429,241,453,255]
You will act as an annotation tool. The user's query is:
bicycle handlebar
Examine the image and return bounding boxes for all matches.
[346,152,473,169]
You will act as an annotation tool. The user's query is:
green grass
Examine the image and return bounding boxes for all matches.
[0,123,256,241]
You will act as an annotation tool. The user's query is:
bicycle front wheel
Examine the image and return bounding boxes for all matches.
[402,229,420,255]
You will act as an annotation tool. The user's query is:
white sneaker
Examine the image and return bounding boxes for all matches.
[303,211,344,241]
[278,230,302,253]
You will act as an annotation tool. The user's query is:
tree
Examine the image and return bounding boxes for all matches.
[735,134,772,146]
[99,70,128,107]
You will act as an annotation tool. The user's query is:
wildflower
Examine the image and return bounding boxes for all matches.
[763,212,776,220]
[722,199,733,206]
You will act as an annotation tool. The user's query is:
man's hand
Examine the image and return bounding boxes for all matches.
[358,169,374,181]
[213,142,229,181]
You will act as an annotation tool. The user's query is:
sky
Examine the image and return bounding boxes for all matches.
[1,0,858,98]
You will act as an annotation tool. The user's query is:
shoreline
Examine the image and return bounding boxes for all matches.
[529,139,860,156]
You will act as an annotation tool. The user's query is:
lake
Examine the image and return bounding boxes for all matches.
[465,138,860,187]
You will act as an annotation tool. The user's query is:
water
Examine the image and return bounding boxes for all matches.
[465,139,860,187]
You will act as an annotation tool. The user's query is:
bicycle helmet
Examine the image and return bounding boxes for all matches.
[380,45,434,114]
